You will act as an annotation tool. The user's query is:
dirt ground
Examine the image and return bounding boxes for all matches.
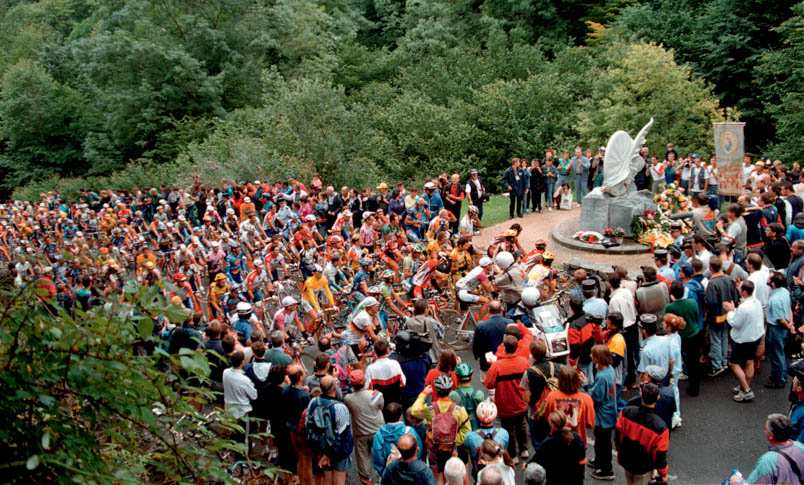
[473,205,654,272]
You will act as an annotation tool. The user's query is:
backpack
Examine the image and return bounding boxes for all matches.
[527,362,558,420]
[305,399,354,459]
[455,387,483,430]
[430,402,459,452]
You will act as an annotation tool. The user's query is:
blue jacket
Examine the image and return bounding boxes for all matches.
[590,366,618,429]
[786,254,804,304]
[372,422,424,475]
[423,192,443,218]
[501,166,526,196]
[381,458,436,485]
[684,277,705,330]
[791,399,804,443]
[787,224,804,244]
[472,314,513,371]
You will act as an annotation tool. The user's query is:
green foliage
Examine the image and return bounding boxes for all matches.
[0,284,247,483]
[577,42,733,157]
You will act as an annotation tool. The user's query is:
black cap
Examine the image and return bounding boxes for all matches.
[670,222,682,230]
[638,314,658,334]
[581,279,596,290]
[654,249,668,258]
[585,313,604,323]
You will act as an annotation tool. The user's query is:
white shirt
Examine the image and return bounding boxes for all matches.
[223,368,257,419]
[609,287,637,328]
[747,270,770,309]
[726,296,765,344]
[459,215,474,236]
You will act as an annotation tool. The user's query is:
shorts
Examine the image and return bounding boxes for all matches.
[428,449,456,473]
[457,289,479,304]
[313,454,352,475]
[730,339,761,366]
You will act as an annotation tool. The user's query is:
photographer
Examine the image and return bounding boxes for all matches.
[403,298,442,362]
[392,330,434,413]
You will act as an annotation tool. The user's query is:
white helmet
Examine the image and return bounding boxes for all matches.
[236,302,253,315]
[479,256,492,267]
[282,296,298,307]
[476,400,498,424]
[494,251,514,270]
[521,287,541,307]
[362,296,379,307]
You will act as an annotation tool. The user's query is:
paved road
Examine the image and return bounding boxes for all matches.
[455,345,790,485]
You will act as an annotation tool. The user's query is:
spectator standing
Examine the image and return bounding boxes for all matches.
[472,302,513,378]
[571,147,590,206]
[380,433,437,485]
[443,457,466,485]
[223,350,257,456]
[543,365,596,448]
[635,266,669,322]
[306,353,344,400]
[449,362,486,431]
[502,158,525,219]
[615,382,670,485]
[530,409,586,485]
[466,169,486,221]
[665,281,702,397]
[637,314,674,385]
[723,281,766,402]
[305,376,353,485]
[588,344,618,481]
[661,314,684,429]
[344,370,385,485]
[484,335,530,463]
[464,401,509,479]
[608,274,639,388]
[627,366,676,431]
[524,463,547,485]
[765,272,793,389]
[391,331,433,413]
[704,258,740,377]
[542,156,557,211]
[520,339,563,455]
[477,439,516,485]
[443,174,464,233]
[281,364,312,483]
[404,299,443,362]
[372,403,424,476]
[528,159,545,213]
[765,223,792,270]
[365,339,407,406]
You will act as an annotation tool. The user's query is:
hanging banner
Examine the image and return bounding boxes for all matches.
[713,122,746,196]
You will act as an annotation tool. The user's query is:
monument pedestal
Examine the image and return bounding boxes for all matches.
[580,189,657,237]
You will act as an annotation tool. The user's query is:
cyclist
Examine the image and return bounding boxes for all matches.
[245,258,270,303]
[231,301,263,345]
[208,272,229,319]
[408,251,451,299]
[487,224,524,257]
[225,243,246,285]
[343,296,381,355]
[302,264,335,315]
[521,239,548,272]
[351,258,375,302]
[273,296,306,340]
[507,286,541,327]
[379,269,408,328]
[402,243,425,280]
[455,256,495,319]
[450,237,475,279]
[528,251,557,294]
[492,250,526,309]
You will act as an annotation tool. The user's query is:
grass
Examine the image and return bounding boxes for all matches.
[459,194,511,229]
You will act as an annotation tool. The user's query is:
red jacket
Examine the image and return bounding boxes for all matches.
[484,353,529,418]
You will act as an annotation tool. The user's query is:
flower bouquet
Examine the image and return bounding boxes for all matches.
[573,231,605,244]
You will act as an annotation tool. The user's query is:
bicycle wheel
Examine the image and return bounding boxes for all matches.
[438,308,465,350]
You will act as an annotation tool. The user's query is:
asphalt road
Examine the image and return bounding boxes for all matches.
[453,346,790,485]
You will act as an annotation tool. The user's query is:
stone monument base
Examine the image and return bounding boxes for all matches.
[580,189,657,237]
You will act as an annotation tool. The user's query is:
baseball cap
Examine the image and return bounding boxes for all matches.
[645,365,667,382]
[469,169,478,174]
[788,359,804,382]
[349,370,366,387]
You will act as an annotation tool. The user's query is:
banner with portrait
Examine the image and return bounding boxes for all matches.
[713,122,746,196]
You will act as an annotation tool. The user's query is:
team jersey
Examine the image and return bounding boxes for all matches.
[351,270,371,293]
[246,269,267,292]
[302,275,335,311]
[456,266,488,291]
[411,259,440,288]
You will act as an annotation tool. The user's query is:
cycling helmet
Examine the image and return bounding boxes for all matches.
[438,252,449,260]
[99,247,109,254]
[494,251,514,270]
[254,259,264,267]
[173,272,186,281]
[542,251,555,261]
[534,239,547,248]
[236,302,253,315]
[476,400,498,424]
[468,205,479,214]
[503,229,518,237]
[479,256,493,267]
[359,258,372,267]
[313,264,323,272]
[144,261,155,270]
[412,243,425,253]
[521,287,541,307]
[367,284,382,294]
[381,269,395,279]
[433,374,453,392]
[282,296,298,307]
[455,362,473,380]
[214,273,227,281]
[407,232,420,242]
[230,242,240,249]
[327,235,343,245]
[362,296,379,307]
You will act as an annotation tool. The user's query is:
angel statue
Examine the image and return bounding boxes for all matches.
[596,118,654,197]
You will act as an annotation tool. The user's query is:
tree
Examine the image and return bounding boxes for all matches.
[577,41,732,157]
[0,283,252,483]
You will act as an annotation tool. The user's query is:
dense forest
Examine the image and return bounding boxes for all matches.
[1,0,801,200]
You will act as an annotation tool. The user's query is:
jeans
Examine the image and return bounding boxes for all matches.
[681,332,703,396]
[768,325,789,385]
[557,174,570,191]
[593,427,614,474]
[500,413,528,458]
[624,324,641,385]
[710,324,729,371]
[579,361,594,386]
[509,193,523,218]
[527,415,550,456]
[651,179,663,193]
[573,175,587,204]
[475,200,484,221]
[708,190,720,211]
[544,182,554,207]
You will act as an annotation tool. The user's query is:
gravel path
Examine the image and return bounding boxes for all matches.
[474,205,654,272]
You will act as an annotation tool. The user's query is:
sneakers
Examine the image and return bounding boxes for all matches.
[548,207,553,211]
[586,460,599,469]
[708,367,726,377]
[732,385,741,394]
[678,373,688,381]
[671,416,682,429]
[590,469,615,481]
[733,389,755,402]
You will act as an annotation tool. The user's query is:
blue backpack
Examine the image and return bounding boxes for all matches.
[305,399,354,460]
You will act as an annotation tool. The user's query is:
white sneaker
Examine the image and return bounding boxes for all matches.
[678,373,688,381]
[548,207,553,211]
[672,416,682,429]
